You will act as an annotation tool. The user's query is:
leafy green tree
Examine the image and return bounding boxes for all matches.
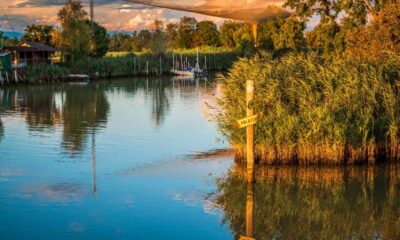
[62,20,92,63]
[58,0,91,63]
[166,23,178,49]
[58,0,87,23]
[232,23,253,52]
[136,30,151,51]
[0,30,21,46]
[220,21,241,49]
[7,38,20,46]
[130,31,141,52]
[344,1,400,61]
[220,21,258,51]
[86,20,110,58]
[58,0,109,62]
[305,22,344,54]
[270,17,306,51]
[284,0,393,56]
[109,33,133,52]
[21,25,54,46]
[284,0,342,54]
[193,21,220,47]
[176,17,198,48]
[150,20,167,55]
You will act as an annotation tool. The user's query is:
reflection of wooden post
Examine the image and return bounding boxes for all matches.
[246,80,255,183]
[92,133,97,196]
[246,182,254,239]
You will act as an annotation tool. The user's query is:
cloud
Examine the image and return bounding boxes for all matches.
[0,0,226,32]
[13,0,121,8]
[0,14,34,32]
[18,182,88,202]
[118,3,158,10]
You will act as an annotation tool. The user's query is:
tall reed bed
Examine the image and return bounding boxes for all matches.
[216,51,400,165]
[25,64,70,83]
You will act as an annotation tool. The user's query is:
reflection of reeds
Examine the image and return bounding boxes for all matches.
[214,164,400,239]
[216,52,400,165]
[230,163,400,184]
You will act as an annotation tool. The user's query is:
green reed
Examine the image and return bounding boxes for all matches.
[216,51,400,165]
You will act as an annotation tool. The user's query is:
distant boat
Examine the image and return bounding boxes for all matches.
[68,74,90,82]
[171,49,205,77]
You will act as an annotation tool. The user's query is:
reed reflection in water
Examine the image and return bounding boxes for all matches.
[214,165,400,240]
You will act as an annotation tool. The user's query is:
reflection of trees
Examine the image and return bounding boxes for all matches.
[111,77,204,126]
[149,79,170,126]
[0,87,61,129]
[214,165,400,240]
[0,76,212,151]
[19,87,61,129]
[62,84,109,155]
[0,85,109,155]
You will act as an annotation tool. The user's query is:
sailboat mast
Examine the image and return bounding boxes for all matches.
[196,48,199,69]
[90,0,94,21]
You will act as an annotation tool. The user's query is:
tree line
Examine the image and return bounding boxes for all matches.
[1,0,399,62]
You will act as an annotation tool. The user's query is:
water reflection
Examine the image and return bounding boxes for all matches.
[0,76,233,240]
[0,85,109,155]
[245,182,254,240]
[148,79,170,126]
[61,84,109,155]
[0,77,214,157]
[214,165,400,240]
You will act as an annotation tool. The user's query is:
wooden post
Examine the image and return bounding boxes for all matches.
[246,80,255,183]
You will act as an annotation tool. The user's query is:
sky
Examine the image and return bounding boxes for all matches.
[0,0,227,33]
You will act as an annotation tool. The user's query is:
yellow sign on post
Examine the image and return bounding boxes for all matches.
[239,236,256,240]
[235,113,263,129]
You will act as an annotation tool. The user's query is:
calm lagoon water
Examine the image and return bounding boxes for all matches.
[0,76,399,240]
[0,77,232,240]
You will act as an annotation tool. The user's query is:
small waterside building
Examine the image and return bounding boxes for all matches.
[2,42,56,67]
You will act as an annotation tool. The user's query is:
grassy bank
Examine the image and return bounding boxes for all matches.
[22,48,241,83]
[216,51,400,165]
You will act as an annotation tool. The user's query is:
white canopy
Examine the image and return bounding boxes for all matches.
[126,0,290,24]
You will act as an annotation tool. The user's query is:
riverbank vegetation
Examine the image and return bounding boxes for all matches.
[23,48,240,83]
[216,1,400,165]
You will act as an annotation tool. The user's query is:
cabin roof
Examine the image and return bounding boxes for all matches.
[3,41,56,52]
